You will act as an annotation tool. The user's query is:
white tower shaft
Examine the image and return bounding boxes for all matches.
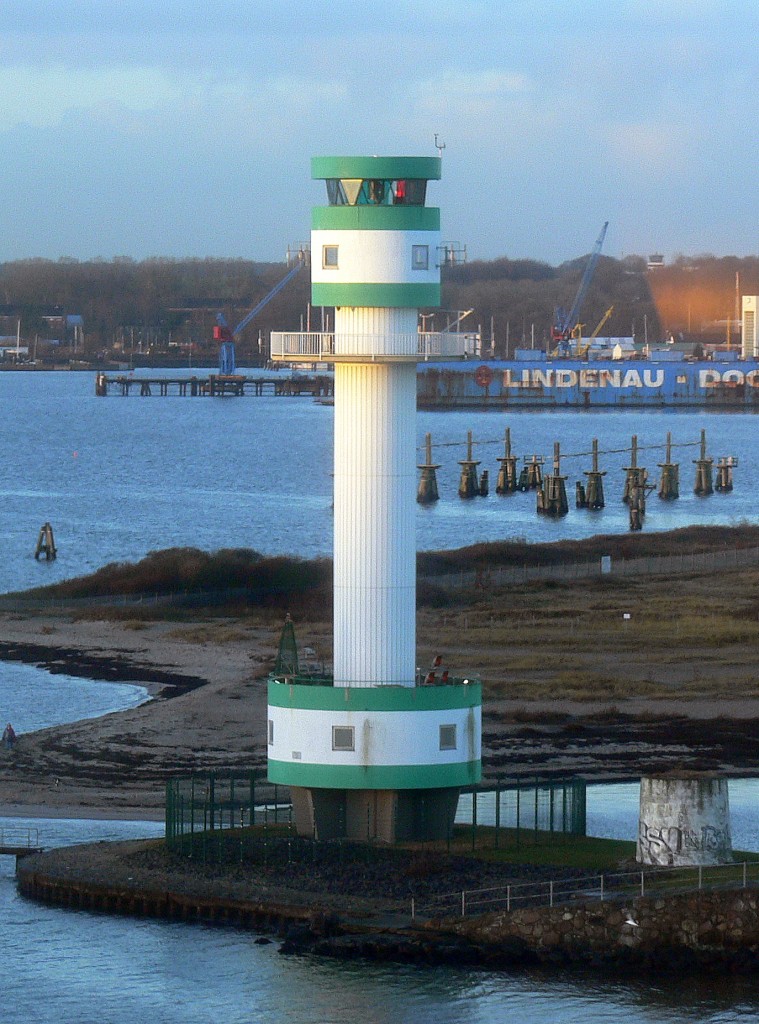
[333,306,417,688]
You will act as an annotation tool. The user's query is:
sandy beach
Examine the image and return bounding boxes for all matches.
[2,595,759,822]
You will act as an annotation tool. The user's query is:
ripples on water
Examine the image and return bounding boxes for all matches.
[3,809,759,1023]
[1,370,758,595]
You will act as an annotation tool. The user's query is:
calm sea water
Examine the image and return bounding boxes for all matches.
[0,369,757,595]
[3,370,759,1021]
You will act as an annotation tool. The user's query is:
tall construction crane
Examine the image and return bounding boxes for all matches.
[551,221,609,355]
[214,249,308,374]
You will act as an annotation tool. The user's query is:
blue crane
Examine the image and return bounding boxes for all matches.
[214,250,307,374]
[551,221,609,355]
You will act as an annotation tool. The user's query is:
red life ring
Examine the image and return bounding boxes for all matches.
[475,364,493,388]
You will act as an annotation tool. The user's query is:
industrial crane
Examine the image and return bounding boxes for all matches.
[567,304,615,358]
[551,221,609,356]
[213,249,308,374]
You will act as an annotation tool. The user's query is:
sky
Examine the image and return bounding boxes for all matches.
[1,0,757,266]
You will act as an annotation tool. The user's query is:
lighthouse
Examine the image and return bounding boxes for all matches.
[268,156,481,842]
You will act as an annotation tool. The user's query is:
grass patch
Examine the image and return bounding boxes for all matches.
[447,829,637,871]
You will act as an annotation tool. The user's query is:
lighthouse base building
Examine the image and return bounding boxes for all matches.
[268,156,481,843]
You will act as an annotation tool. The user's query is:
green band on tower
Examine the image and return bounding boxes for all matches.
[268,760,481,790]
[268,679,481,712]
[312,206,440,231]
[312,283,440,308]
[312,156,442,180]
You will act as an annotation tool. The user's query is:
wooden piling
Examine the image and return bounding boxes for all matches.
[623,435,648,505]
[458,431,481,499]
[580,438,606,510]
[417,433,441,504]
[518,454,544,491]
[537,442,569,517]
[715,455,738,493]
[657,431,680,500]
[479,469,489,497]
[34,522,57,561]
[496,428,519,494]
[693,429,714,496]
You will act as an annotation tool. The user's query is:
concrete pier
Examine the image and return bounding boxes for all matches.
[637,773,732,867]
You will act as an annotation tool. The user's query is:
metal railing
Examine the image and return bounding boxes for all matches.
[0,827,40,850]
[270,331,477,361]
[411,860,759,920]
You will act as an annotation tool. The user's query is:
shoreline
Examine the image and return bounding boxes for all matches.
[17,837,759,973]
[1,573,759,821]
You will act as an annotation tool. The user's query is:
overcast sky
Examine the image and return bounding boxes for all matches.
[1,0,756,265]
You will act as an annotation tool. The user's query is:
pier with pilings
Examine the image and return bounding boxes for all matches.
[94,373,334,398]
[414,427,738,533]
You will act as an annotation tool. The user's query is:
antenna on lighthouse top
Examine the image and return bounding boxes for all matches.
[434,134,446,158]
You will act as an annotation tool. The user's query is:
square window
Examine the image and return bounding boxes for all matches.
[332,725,355,751]
[439,724,457,750]
[323,245,339,269]
[268,719,274,746]
[412,245,429,271]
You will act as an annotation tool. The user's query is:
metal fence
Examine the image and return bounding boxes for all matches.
[411,859,759,920]
[456,779,587,848]
[165,772,586,864]
[165,772,290,858]
[419,545,759,593]
[0,546,755,612]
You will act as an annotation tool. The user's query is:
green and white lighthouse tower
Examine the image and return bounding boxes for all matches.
[268,156,481,842]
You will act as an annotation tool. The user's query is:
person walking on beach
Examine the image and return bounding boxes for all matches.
[2,723,16,749]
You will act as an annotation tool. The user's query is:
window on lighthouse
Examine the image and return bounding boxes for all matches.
[332,725,355,752]
[439,724,457,750]
[322,245,339,269]
[412,245,429,271]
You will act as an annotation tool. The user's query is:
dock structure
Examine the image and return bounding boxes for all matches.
[658,432,680,500]
[694,429,714,496]
[716,456,738,493]
[0,827,43,862]
[537,442,569,516]
[577,437,606,509]
[416,433,440,505]
[458,431,481,499]
[495,428,519,494]
[94,373,334,399]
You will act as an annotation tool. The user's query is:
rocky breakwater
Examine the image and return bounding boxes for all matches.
[435,889,759,971]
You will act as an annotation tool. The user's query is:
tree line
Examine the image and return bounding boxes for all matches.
[0,252,753,363]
